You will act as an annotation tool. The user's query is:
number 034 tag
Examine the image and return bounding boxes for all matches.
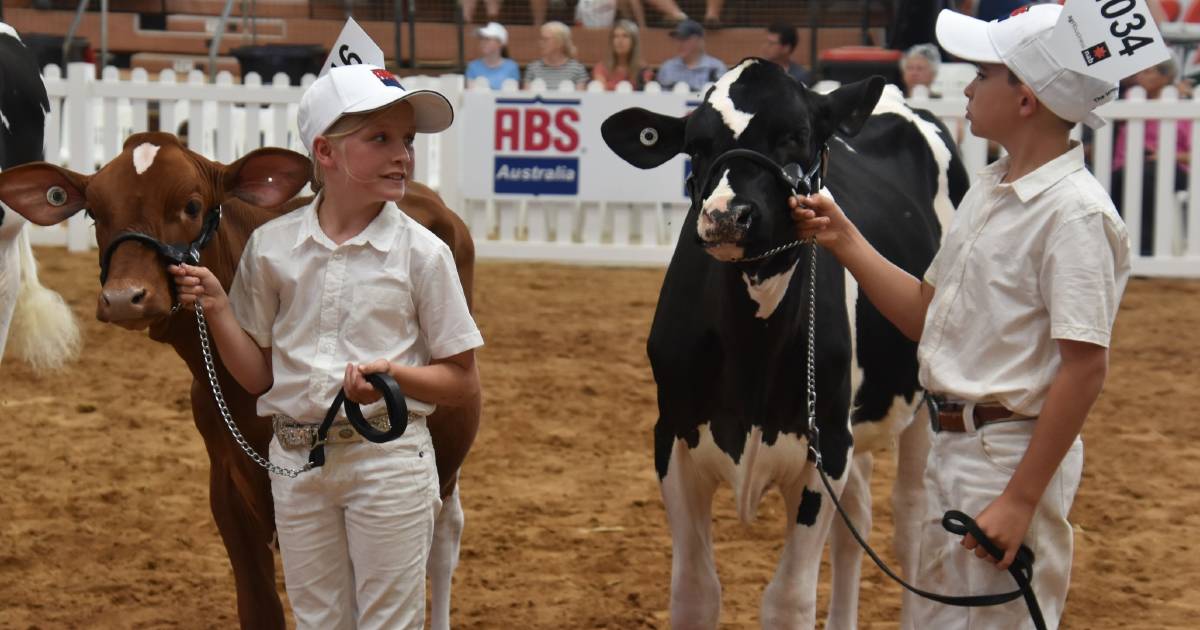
[1049,0,1172,83]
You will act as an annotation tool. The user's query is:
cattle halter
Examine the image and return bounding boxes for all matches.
[98,205,223,313]
[692,146,827,264]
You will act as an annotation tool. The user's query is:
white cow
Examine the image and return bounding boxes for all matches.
[0,23,80,370]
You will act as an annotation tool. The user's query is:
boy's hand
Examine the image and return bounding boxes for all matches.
[169,263,229,314]
[343,360,391,404]
[961,492,1036,571]
[789,193,855,255]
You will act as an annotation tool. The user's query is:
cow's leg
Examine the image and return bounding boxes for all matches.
[428,483,463,630]
[825,450,873,630]
[191,386,284,630]
[208,455,286,630]
[661,438,721,629]
[893,405,932,629]
[762,463,847,629]
[426,400,479,630]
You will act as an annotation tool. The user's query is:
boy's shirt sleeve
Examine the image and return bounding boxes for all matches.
[228,231,278,348]
[413,242,484,360]
[1039,212,1128,348]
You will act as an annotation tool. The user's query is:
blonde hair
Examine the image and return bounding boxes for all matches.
[542,21,578,59]
[607,20,645,80]
[309,101,413,191]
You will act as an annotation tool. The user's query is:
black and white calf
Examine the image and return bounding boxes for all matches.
[602,58,967,628]
[0,22,79,370]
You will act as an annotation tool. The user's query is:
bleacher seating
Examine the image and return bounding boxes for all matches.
[3,0,890,80]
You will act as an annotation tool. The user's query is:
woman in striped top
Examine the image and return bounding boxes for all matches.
[523,21,590,90]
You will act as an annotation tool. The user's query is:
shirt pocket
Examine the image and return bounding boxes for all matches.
[344,284,417,357]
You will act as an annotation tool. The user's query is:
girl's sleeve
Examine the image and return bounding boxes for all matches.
[413,243,484,360]
[228,231,278,348]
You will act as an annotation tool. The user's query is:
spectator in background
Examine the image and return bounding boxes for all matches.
[900,43,940,97]
[524,21,590,90]
[656,19,727,92]
[535,0,689,31]
[761,23,812,86]
[593,20,655,90]
[1111,58,1192,255]
[462,0,501,23]
[466,22,521,90]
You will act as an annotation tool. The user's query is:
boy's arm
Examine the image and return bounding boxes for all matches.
[964,339,1108,570]
[345,350,481,409]
[792,194,934,341]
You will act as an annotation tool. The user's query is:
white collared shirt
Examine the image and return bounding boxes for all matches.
[919,143,1131,416]
[229,197,483,422]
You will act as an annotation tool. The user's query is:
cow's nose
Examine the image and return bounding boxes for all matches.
[98,286,149,321]
[730,202,754,229]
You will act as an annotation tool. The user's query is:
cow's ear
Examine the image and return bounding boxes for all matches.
[0,163,90,226]
[601,107,686,169]
[223,148,312,208]
[820,76,885,137]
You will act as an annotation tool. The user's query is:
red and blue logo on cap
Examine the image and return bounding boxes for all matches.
[371,68,404,90]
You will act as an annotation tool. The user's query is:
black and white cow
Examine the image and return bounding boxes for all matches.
[602,58,967,628]
[0,22,79,370]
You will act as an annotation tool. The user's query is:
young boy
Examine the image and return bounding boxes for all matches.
[171,64,482,629]
[793,5,1131,628]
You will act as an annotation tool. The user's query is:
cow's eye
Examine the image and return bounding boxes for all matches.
[184,200,202,218]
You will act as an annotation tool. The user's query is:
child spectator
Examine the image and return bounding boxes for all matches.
[466,22,521,90]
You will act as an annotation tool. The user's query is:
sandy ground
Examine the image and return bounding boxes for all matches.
[1,249,1198,629]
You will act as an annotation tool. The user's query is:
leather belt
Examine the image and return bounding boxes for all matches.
[930,397,1034,433]
[273,412,421,450]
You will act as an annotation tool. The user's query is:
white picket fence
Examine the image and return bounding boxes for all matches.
[24,62,1200,278]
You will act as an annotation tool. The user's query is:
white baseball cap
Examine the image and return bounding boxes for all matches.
[936,5,1118,129]
[476,22,508,45]
[298,64,454,152]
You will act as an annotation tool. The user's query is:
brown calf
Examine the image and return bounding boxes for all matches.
[0,132,478,629]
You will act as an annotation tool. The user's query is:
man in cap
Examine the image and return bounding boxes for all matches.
[793,5,1137,627]
[654,18,727,92]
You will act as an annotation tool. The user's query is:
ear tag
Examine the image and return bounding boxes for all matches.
[639,127,659,147]
[46,186,68,207]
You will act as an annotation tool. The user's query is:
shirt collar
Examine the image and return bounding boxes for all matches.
[293,194,401,253]
[979,142,1086,203]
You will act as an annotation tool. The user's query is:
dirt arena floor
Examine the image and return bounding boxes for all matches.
[2,249,1199,629]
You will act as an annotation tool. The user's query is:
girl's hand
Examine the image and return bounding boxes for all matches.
[169,263,229,314]
[343,360,391,404]
[789,193,855,255]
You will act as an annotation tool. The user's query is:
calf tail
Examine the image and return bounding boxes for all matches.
[9,227,80,370]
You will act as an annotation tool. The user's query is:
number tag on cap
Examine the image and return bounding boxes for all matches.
[1048,0,1171,83]
[321,17,386,76]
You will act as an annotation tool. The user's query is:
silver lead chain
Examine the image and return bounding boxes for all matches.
[805,238,821,466]
[195,302,310,478]
[732,238,805,263]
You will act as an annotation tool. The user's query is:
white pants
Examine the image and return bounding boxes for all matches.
[906,420,1083,630]
[268,418,441,630]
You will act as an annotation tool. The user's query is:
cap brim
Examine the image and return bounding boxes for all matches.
[936,9,1002,64]
[344,89,455,133]
[1082,111,1106,130]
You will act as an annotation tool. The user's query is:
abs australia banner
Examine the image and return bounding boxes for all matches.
[458,90,695,204]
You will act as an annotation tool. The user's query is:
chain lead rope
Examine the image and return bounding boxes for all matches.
[804,237,821,465]
[195,303,311,478]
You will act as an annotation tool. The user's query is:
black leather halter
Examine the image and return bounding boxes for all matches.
[688,146,828,263]
[690,146,827,210]
[98,206,222,305]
